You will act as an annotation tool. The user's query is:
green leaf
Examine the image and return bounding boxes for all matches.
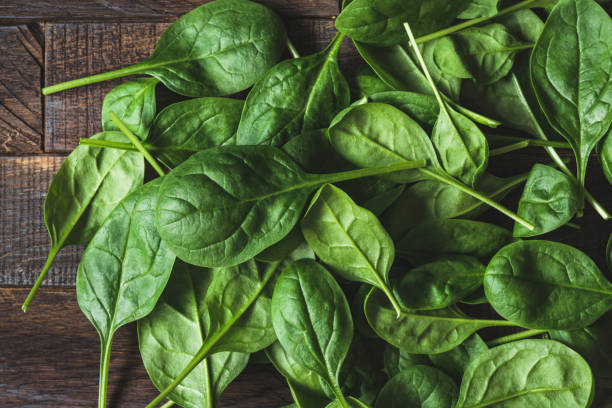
[422,39,463,100]
[76,179,176,407]
[349,65,393,99]
[392,255,485,310]
[428,334,488,381]
[156,145,424,268]
[375,365,458,408]
[361,184,405,216]
[271,259,353,403]
[607,234,612,272]
[138,261,249,408]
[458,0,499,18]
[328,102,439,183]
[147,97,243,168]
[335,0,471,46]
[599,130,612,185]
[514,164,580,238]
[396,219,513,263]
[456,339,594,408]
[301,184,401,314]
[237,34,350,146]
[530,0,612,187]
[485,240,612,329]
[383,344,431,378]
[43,0,287,97]
[326,397,371,408]
[364,288,513,354]
[367,91,439,132]
[102,78,158,139]
[24,132,144,311]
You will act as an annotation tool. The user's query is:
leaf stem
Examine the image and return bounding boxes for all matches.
[22,245,60,312]
[321,160,427,185]
[445,98,501,128]
[487,329,547,347]
[413,0,547,44]
[98,336,114,408]
[42,64,146,95]
[286,37,300,58]
[419,168,535,231]
[110,112,165,177]
[486,134,571,149]
[566,221,581,230]
[490,141,530,156]
[159,402,174,408]
[80,138,139,152]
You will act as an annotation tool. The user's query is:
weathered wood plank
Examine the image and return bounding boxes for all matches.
[0,26,42,153]
[0,156,83,286]
[0,287,292,407]
[0,0,339,23]
[44,19,354,152]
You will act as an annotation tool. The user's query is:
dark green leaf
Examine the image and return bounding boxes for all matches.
[392,255,485,310]
[138,261,249,408]
[428,334,488,381]
[237,34,350,146]
[349,65,393,98]
[458,0,499,18]
[102,78,158,139]
[485,240,612,329]
[531,0,612,186]
[607,234,612,272]
[514,164,580,238]
[147,97,243,167]
[599,130,612,185]
[362,184,405,216]
[375,365,458,408]
[383,345,431,378]
[422,39,463,100]
[456,340,594,408]
[367,91,439,132]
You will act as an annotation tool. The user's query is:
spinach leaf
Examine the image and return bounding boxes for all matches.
[422,39,463,100]
[349,65,393,98]
[456,339,594,408]
[607,234,612,272]
[599,130,612,185]
[428,334,488,381]
[367,91,439,131]
[328,102,439,184]
[301,184,402,315]
[514,164,580,238]
[138,261,249,408]
[326,397,370,408]
[392,255,485,310]
[255,227,314,263]
[147,97,243,168]
[335,0,471,46]
[272,259,353,405]
[458,0,499,18]
[288,381,332,408]
[383,345,431,378]
[365,288,514,354]
[237,34,350,146]
[23,132,144,311]
[146,260,280,407]
[361,184,405,216]
[156,145,424,268]
[550,311,612,390]
[485,240,612,329]
[76,179,176,408]
[101,78,158,139]
[375,365,458,408]
[281,129,349,174]
[43,0,287,96]
[396,219,513,263]
[530,0,612,188]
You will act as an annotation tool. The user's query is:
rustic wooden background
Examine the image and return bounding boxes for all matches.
[1,1,611,407]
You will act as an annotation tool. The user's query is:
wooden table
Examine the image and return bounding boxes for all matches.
[1,1,611,407]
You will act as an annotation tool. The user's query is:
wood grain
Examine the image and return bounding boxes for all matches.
[0,0,339,23]
[43,19,353,152]
[0,287,292,407]
[0,156,83,287]
[0,26,42,153]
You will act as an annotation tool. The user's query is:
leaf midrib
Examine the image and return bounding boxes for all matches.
[463,384,582,408]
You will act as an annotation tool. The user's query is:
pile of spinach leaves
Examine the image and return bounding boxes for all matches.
[26,0,612,406]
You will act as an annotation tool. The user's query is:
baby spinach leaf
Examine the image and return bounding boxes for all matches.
[383,345,431,378]
[456,339,594,408]
[349,65,393,98]
[485,240,612,329]
[101,78,158,139]
[392,255,485,310]
[272,259,353,405]
[23,132,144,311]
[367,91,439,131]
[326,397,370,408]
[138,261,249,408]
[281,129,349,175]
[301,184,401,315]
[458,0,499,18]
[607,234,612,272]
[255,226,314,263]
[531,0,612,188]
[428,334,488,381]
[43,0,287,97]
[335,0,471,46]
[550,311,612,390]
[361,184,405,216]
[375,365,458,408]
[288,380,332,408]
[76,179,176,408]
[146,260,279,407]
[365,288,514,354]
[514,164,580,238]
[328,102,439,183]
[422,39,463,100]
[430,37,473,80]
[599,130,612,185]
[237,34,350,146]
[396,219,513,263]
[156,145,424,268]
[147,97,243,168]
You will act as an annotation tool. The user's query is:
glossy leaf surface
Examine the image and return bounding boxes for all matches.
[102,78,158,139]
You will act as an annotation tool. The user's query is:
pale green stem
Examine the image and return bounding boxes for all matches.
[321,160,427,185]
[445,98,501,128]
[327,378,351,408]
[98,337,114,408]
[490,141,530,156]
[43,64,146,95]
[487,329,547,347]
[110,112,165,177]
[159,402,174,408]
[22,245,60,312]
[414,0,547,44]
[486,134,571,149]
[566,222,581,230]
[80,138,139,152]
[286,37,300,58]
